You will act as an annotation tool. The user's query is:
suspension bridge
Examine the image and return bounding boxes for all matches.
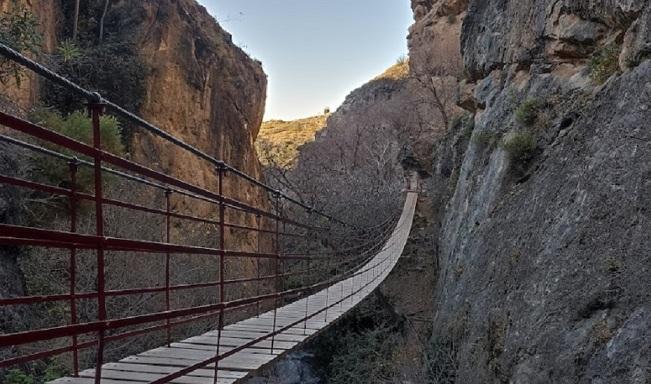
[0,43,418,383]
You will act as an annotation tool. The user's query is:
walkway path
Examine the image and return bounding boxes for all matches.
[50,191,418,384]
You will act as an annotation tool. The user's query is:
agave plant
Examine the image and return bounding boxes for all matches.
[57,39,83,63]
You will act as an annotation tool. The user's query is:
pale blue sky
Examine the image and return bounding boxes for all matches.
[198,1,413,121]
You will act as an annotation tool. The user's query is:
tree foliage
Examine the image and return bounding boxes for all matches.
[0,1,42,86]
[30,109,124,192]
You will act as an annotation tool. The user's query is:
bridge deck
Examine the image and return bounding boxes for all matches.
[49,192,418,384]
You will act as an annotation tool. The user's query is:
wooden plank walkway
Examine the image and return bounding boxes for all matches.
[49,192,418,384]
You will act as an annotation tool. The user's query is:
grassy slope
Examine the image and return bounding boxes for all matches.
[256,114,329,167]
[256,61,408,168]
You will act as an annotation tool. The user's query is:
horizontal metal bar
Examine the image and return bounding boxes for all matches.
[0,224,330,261]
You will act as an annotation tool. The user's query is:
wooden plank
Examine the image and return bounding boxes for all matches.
[205,330,308,342]
[121,354,273,372]
[49,379,136,384]
[121,355,212,368]
[224,324,317,336]
[79,368,235,384]
[99,362,245,379]
[137,347,279,367]
[237,318,323,330]
[180,336,297,350]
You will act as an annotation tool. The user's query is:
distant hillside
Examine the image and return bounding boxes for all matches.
[374,60,409,80]
[256,114,329,167]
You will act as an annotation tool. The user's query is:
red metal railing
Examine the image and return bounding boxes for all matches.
[0,42,401,383]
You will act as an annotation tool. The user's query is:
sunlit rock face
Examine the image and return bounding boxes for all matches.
[119,0,270,268]
[410,0,651,382]
[0,0,60,111]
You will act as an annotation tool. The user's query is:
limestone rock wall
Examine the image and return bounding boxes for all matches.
[409,0,651,382]
[0,0,60,112]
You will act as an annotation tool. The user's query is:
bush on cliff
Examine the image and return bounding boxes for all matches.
[30,109,124,192]
[515,98,541,127]
[590,43,621,84]
[0,1,42,86]
[501,131,537,166]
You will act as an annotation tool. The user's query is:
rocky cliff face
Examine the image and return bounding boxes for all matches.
[0,0,59,112]
[0,0,269,329]
[410,0,651,382]
[1,0,268,249]
[86,0,268,226]
[2,0,267,211]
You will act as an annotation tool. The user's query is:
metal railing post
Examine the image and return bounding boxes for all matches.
[68,158,80,376]
[324,246,332,322]
[304,257,310,335]
[270,191,281,354]
[340,279,344,311]
[213,163,226,384]
[89,99,106,384]
[165,189,172,347]
[350,272,355,305]
[256,213,261,318]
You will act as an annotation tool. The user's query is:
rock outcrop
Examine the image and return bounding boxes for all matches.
[0,0,59,112]
[0,0,269,336]
[95,0,268,223]
[409,0,651,382]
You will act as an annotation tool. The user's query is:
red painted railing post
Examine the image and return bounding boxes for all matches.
[324,247,332,322]
[270,191,281,355]
[165,188,172,347]
[281,217,286,293]
[304,257,310,335]
[68,158,80,376]
[256,213,262,318]
[350,272,355,305]
[213,163,226,384]
[340,278,344,311]
[89,99,106,384]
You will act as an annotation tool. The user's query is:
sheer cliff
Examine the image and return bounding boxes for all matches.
[0,0,269,363]
[411,0,650,382]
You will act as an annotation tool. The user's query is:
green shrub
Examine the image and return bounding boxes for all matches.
[472,130,499,150]
[284,274,304,290]
[501,131,537,165]
[447,14,457,24]
[43,40,149,144]
[2,361,68,384]
[0,1,43,86]
[30,109,125,191]
[4,369,34,384]
[56,40,83,63]
[515,98,541,126]
[589,43,621,84]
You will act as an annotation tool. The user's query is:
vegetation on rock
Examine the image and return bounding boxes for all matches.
[501,130,536,165]
[0,1,42,86]
[589,43,621,84]
[257,114,329,168]
[29,109,124,192]
[514,98,541,127]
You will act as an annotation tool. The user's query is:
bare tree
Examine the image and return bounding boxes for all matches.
[99,0,111,42]
[412,38,463,132]
[72,0,80,40]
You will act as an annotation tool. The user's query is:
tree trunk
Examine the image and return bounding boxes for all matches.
[99,0,110,43]
[72,0,80,40]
